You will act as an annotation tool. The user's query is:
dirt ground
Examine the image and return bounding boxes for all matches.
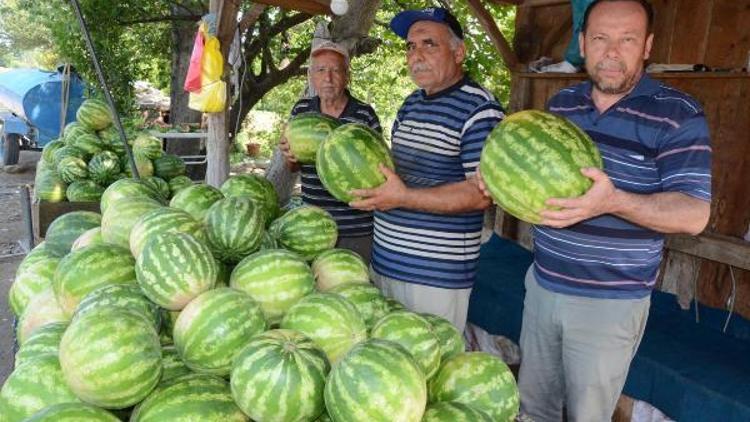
[0,151,41,384]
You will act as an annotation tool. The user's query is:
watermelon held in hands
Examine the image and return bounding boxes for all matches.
[285,112,340,164]
[316,123,394,203]
[479,110,603,224]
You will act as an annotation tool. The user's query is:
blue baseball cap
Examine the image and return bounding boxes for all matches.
[390,7,464,40]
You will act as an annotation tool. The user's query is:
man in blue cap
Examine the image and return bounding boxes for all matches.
[350,7,504,332]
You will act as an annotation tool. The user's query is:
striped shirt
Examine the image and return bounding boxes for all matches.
[535,73,712,299]
[371,76,505,289]
[290,92,381,237]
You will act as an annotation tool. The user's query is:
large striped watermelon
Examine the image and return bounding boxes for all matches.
[141,176,170,200]
[329,282,389,329]
[161,345,191,382]
[136,232,217,310]
[16,288,69,346]
[14,321,67,369]
[173,288,266,375]
[76,98,113,131]
[122,152,155,178]
[169,183,224,221]
[422,402,493,421]
[74,283,161,330]
[479,110,603,223]
[220,174,280,222]
[41,139,65,164]
[98,126,128,156]
[280,292,366,363]
[269,206,337,261]
[88,150,121,185]
[100,178,163,214]
[284,112,340,163]
[312,248,370,291]
[53,243,137,317]
[316,123,394,203]
[231,329,330,421]
[230,249,315,325]
[52,144,88,166]
[66,180,104,202]
[68,132,104,156]
[100,197,163,248]
[168,175,193,196]
[370,310,442,380]
[63,121,93,143]
[24,403,120,421]
[57,156,88,183]
[421,313,465,362]
[130,374,247,421]
[129,206,204,257]
[34,165,67,202]
[204,197,264,264]
[0,355,80,421]
[324,338,427,422]
[132,134,164,159]
[70,227,103,251]
[59,307,162,409]
[10,247,60,317]
[428,352,519,421]
[153,154,186,179]
[44,211,101,257]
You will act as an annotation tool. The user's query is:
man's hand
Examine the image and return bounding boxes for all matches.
[349,164,408,211]
[278,129,300,171]
[474,170,492,200]
[539,167,617,228]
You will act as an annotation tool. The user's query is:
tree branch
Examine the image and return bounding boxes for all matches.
[246,12,311,59]
[239,3,266,33]
[116,15,202,25]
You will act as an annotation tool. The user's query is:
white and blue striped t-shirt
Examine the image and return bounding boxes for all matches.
[371,76,505,289]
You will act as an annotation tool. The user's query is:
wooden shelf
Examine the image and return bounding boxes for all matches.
[515,71,750,79]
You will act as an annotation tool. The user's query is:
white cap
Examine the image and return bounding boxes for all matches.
[311,40,349,65]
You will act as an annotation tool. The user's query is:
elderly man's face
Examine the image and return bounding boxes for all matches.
[406,21,464,95]
[310,50,348,101]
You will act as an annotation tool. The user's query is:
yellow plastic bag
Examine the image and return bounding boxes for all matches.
[189,23,226,113]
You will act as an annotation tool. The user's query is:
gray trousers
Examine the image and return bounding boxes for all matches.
[336,234,373,267]
[519,266,650,422]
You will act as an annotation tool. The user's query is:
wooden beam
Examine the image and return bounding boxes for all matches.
[666,233,750,272]
[488,0,568,6]
[464,0,521,71]
[251,0,330,15]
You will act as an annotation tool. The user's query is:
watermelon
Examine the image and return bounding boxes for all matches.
[316,123,394,203]
[220,174,280,222]
[63,121,93,143]
[317,413,333,422]
[428,352,520,421]
[312,248,370,291]
[97,126,129,156]
[76,98,113,131]
[44,211,101,256]
[9,247,60,317]
[74,283,161,329]
[324,338,427,422]
[100,197,163,248]
[66,180,104,202]
[173,288,266,375]
[136,232,217,310]
[169,183,224,221]
[231,329,330,421]
[88,150,121,185]
[259,230,278,250]
[385,297,406,312]
[168,175,193,195]
[329,282,389,329]
[285,112,340,163]
[269,206,337,261]
[14,321,67,369]
[53,243,137,318]
[70,227,103,251]
[130,374,247,421]
[280,292,366,363]
[132,133,164,159]
[24,403,120,421]
[129,206,204,258]
[142,176,170,200]
[421,313,466,362]
[204,197,265,264]
[0,355,80,421]
[153,154,186,179]
[41,139,65,164]
[371,310,442,379]
[161,345,191,382]
[68,132,104,156]
[422,402,493,421]
[122,152,154,178]
[34,166,67,202]
[16,290,68,347]
[52,144,88,166]
[479,110,603,223]
[57,156,88,184]
[230,249,315,325]
[100,178,163,214]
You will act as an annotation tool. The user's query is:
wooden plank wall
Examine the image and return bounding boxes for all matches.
[504,0,750,319]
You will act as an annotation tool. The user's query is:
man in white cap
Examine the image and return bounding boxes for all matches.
[349,7,505,332]
[279,40,381,263]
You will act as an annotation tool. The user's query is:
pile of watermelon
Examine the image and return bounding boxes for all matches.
[6,134,520,421]
[35,98,192,204]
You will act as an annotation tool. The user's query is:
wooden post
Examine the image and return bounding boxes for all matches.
[206,0,239,187]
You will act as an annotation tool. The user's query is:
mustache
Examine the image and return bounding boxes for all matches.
[596,60,626,72]
[410,63,431,73]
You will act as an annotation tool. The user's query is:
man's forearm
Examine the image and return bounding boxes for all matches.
[611,190,710,235]
[400,179,491,214]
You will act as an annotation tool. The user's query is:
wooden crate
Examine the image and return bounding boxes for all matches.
[32,199,100,239]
